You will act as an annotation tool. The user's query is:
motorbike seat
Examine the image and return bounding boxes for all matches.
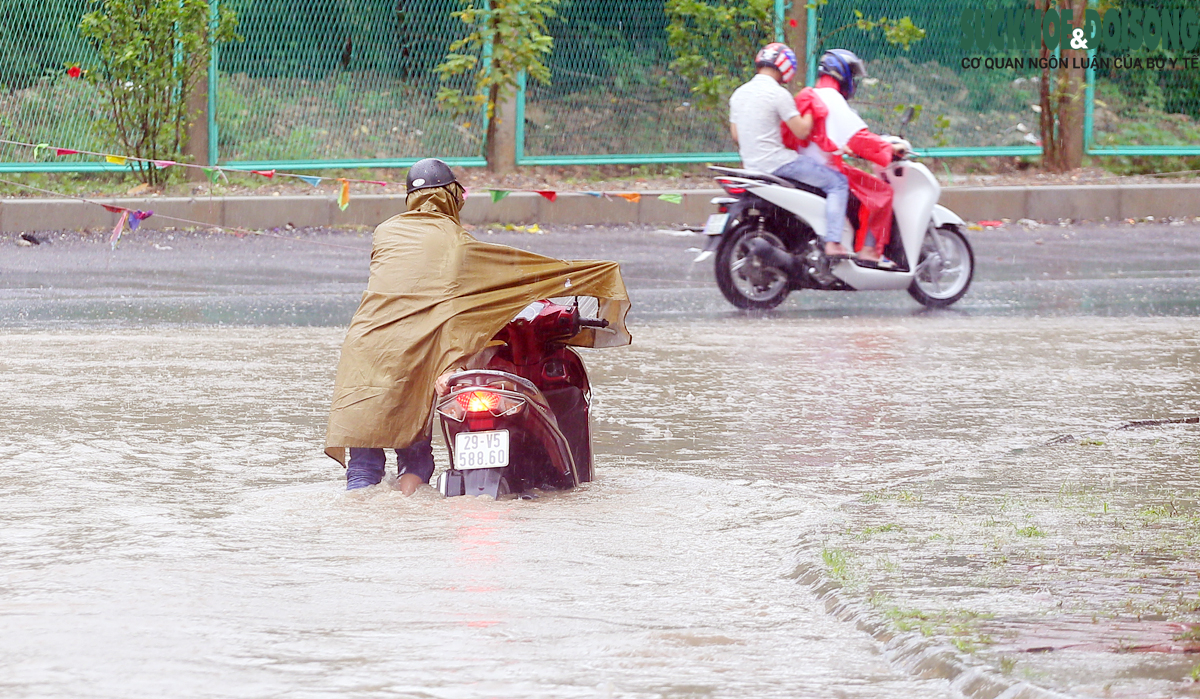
[710,165,831,199]
[709,165,862,231]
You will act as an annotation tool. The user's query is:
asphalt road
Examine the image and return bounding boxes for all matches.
[2,221,1200,325]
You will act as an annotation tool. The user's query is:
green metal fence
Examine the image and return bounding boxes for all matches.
[1,0,1198,173]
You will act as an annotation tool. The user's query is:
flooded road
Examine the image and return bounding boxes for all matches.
[2,223,1199,697]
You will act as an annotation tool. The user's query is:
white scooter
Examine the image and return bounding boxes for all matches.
[695,110,974,309]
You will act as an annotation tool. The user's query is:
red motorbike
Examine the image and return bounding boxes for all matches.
[434,300,611,498]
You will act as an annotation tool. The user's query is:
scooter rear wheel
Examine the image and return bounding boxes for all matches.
[908,225,974,308]
[715,223,792,310]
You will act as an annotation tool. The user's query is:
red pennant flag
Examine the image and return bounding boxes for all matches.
[536,190,557,202]
[252,169,276,179]
[56,148,79,156]
[101,204,126,214]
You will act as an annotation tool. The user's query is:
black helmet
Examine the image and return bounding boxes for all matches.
[817,49,867,99]
[406,158,458,193]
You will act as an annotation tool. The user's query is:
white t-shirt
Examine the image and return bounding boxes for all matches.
[728,74,800,173]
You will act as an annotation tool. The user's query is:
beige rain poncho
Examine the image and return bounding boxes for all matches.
[325,186,632,464]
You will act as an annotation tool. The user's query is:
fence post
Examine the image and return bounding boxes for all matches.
[1084,0,1096,154]
[805,4,817,86]
[208,0,219,166]
[515,70,527,165]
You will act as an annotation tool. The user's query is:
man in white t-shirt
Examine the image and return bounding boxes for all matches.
[728,43,853,259]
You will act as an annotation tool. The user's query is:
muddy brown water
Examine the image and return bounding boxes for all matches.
[2,224,1199,698]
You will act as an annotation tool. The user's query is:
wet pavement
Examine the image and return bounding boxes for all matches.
[2,222,1199,698]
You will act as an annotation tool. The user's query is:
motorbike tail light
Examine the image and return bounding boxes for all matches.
[459,390,500,413]
[439,390,525,422]
[717,204,729,213]
[717,178,746,195]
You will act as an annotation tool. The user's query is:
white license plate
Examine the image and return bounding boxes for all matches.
[454,430,510,470]
[702,213,729,236]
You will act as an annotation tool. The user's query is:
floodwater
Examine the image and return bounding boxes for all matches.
[2,223,1199,698]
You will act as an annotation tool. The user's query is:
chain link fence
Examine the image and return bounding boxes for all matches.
[1,0,1198,171]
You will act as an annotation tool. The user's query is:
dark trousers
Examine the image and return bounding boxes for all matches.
[346,438,435,490]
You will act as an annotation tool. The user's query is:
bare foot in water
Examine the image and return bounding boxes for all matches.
[398,473,424,496]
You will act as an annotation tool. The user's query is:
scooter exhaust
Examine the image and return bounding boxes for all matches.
[744,237,803,276]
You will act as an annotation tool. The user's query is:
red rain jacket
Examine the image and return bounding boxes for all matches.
[782,84,895,253]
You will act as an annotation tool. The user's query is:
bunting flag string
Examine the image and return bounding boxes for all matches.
[128,210,154,231]
[110,209,130,250]
[0,174,368,252]
[0,137,699,209]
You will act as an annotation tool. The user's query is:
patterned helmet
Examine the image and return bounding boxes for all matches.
[754,42,798,84]
[817,49,868,99]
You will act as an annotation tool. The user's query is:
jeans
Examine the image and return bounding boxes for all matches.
[773,157,849,244]
[346,438,435,490]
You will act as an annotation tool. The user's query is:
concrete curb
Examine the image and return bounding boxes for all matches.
[793,563,1074,699]
[2,185,1198,233]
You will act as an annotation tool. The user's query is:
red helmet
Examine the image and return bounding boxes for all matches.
[755,43,798,84]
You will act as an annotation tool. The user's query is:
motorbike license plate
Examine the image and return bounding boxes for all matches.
[702,213,729,236]
[454,430,510,470]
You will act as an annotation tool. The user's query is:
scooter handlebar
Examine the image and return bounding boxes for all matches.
[577,318,610,329]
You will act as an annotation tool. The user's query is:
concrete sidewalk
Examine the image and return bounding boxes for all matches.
[2,184,1198,233]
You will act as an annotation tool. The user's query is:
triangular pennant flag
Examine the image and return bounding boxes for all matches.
[105,155,127,166]
[616,192,641,203]
[33,143,50,159]
[338,178,350,211]
[110,210,129,250]
[657,193,683,205]
[490,190,511,203]
[128,210,154,232]
[536,190,557,202]
[297,175,322,187]
[251,169,275,179]
[204,168,220,184]
[585,191,604,198]
[56,148,79,156]
[153,160,175,169]
[101,204,125,214]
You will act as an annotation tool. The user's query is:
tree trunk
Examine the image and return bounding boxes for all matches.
[182,67,210,183]
[1038,0,1085,172]
[486,82,517,174]
[784,2,808,86]
[1057,0,1085,171]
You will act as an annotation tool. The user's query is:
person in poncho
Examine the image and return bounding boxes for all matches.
[326,158,631,494]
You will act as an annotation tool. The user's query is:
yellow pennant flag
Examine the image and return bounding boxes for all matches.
[105,155,127,166]
[338,178,350,211]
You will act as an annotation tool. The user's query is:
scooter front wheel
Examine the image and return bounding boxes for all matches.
[908,225,974,308]
[715,223,792,310]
